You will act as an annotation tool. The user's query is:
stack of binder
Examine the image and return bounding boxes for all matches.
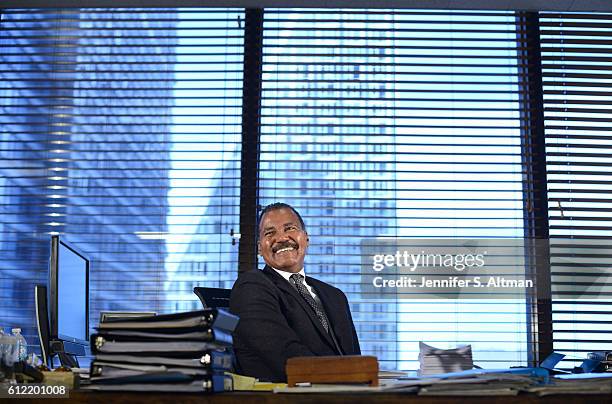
[87,309,238,392]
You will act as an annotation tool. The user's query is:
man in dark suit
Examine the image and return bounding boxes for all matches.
[230,202,361,382]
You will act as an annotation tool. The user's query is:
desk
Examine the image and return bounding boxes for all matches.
[16,390,612,403]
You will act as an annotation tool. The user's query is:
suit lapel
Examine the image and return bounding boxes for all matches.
[262,266,336,349]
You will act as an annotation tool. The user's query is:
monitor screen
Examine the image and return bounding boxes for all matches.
[58,241,88,341]
[49,236,90,345]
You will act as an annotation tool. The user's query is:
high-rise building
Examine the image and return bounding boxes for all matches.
[257,63,399,368]
[164,160,240,312]
[170,15,400,366]
[0,9,176,339]
[257,13,400,367]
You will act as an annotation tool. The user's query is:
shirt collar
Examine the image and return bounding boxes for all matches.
[271,266,306,283]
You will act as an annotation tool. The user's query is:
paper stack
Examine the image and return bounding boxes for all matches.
[418,373,538,396]
[418,342,473,376]
[86,309,238,392]
[527,373,612,396]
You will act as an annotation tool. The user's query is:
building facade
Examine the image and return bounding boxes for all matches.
[0,9,175,341]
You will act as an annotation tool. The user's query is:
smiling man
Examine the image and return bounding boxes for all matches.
[229,202,361,382]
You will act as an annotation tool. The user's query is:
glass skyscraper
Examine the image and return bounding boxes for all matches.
[0,9,176,339]
[169,13,400,367]
[165,159,240,312]
[258,66,399,367]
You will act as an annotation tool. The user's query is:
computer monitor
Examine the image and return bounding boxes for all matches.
[48,235,90,362]
[35,284,51,367]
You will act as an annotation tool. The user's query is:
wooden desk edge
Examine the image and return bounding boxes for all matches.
[14,390,612,404]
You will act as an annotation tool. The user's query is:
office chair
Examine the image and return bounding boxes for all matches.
[193,286,231,309]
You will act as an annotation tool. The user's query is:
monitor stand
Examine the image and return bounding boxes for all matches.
[50,339,85,368]
[57,352,79,368]
[35,285,87,369]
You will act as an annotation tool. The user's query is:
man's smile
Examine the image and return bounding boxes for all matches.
[273,241,298,255]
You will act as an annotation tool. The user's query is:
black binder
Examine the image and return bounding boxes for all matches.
[85,374,228,392]
[93,350,233,371]
[98,308,238,333]
[91,334,233,356]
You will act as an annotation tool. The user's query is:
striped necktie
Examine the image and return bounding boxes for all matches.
[290,273,330,333]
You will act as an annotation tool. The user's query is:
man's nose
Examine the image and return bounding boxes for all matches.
[276,233,289,241]
[275,231,291,241]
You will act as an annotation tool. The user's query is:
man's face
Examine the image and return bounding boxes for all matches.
[258,207,308,273]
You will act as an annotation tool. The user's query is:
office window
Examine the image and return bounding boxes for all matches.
[0,8,243,344]
[259,9,528,370]
[540,12,612,366]
[3,5,610,371]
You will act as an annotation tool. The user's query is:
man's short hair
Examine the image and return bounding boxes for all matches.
[258,202,306,233]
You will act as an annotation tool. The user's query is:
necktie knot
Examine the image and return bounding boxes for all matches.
[290,273,304,285]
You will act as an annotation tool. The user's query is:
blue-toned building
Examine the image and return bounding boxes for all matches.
[0,9,176,341]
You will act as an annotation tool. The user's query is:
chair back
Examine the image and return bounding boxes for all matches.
[193,286,231,309]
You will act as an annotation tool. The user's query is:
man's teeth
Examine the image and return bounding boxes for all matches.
[276,247,295,253]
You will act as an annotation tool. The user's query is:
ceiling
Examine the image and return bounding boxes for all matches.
[3,0,612,12]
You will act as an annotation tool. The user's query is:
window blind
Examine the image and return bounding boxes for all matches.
[6,5,608,372]
[258,9,532,370]
[0,8,244,347]
[540,12,612,367]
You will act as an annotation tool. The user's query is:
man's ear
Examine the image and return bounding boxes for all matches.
[257,241,261,256]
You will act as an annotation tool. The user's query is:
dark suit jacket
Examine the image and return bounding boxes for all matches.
[229,265,361,382]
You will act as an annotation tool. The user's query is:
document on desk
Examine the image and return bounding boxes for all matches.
[414,367,549,380]
[274,384,409,394]
[417,374,537,396]
[526,373,612,396]
[275,369,612,396]
[274,377,442,394]
[384,368,550,395]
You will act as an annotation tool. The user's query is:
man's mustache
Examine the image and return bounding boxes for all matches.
[272,241,298,253]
